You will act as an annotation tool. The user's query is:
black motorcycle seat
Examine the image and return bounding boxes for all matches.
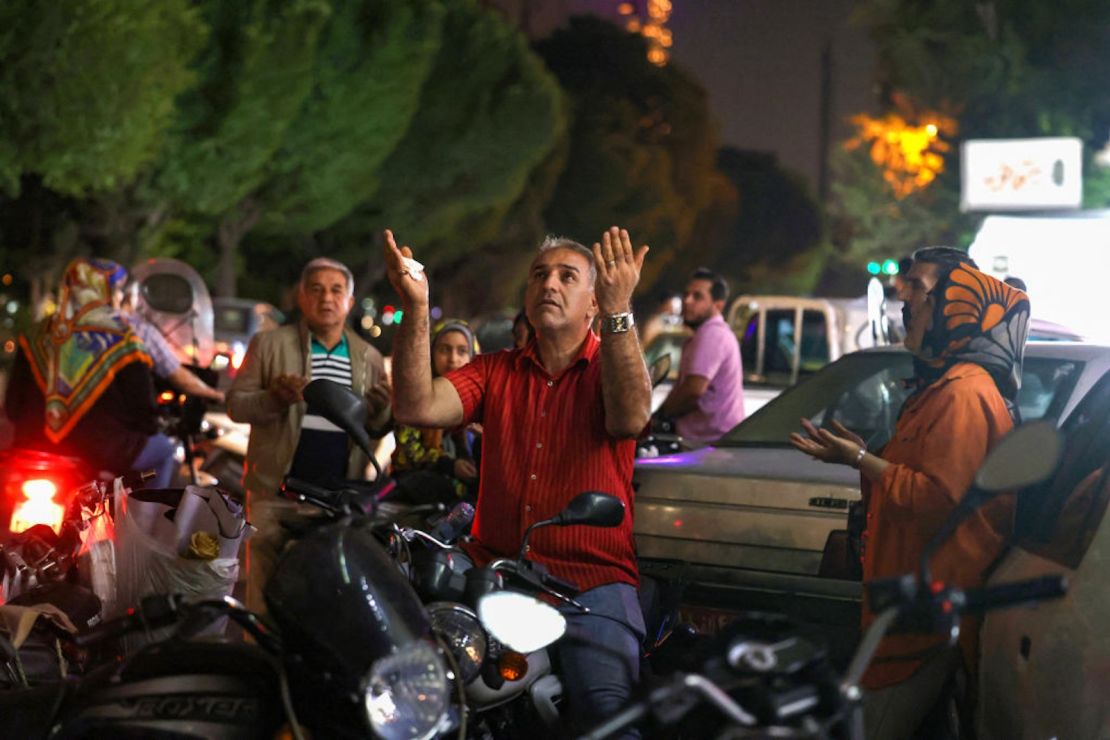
[0,681,67,738]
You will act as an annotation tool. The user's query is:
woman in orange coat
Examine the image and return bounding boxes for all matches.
[790,247,1030,740]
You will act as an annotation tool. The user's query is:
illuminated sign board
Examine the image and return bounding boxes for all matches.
[961,137,1082,211]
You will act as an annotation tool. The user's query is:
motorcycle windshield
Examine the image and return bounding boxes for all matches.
[264,521,430,677]
[131,258,215,367]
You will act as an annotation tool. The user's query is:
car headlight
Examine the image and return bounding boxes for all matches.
[427,602,487,684]
[363,639,450,740]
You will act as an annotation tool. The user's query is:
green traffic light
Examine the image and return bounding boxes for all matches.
[882,259,898,275]
[866,261,881,275]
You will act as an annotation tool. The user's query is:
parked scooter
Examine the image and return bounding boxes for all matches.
[581,420,1070,739]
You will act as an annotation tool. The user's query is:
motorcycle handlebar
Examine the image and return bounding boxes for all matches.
[282,477,341,510]
[72,594,181,647]
[962,575,1067,613]
[579,672,758,739]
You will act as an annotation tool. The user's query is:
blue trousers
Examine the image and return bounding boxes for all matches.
[556,582,646,739]
[130,433,176,489]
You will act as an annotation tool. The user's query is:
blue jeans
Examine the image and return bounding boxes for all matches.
[556,582,646,739]
[130,433,176,488]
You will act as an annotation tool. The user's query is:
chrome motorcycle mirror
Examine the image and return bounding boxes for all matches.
[975,419,1061,493]
[477,590,567,653]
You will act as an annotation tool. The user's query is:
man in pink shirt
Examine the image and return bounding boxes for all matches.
[658,268,745,441]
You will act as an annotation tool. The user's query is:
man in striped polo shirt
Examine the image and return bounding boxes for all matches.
[386,226,652,737]
[228,257,391,613]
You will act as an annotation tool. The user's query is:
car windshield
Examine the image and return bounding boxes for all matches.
[720,351,1083,451]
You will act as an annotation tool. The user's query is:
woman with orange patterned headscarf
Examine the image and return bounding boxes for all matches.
[790,247,1029,740]
[5,258,175,487]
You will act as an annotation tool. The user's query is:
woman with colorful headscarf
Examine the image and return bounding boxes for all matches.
[5,258,175,487]
[390,319,481,505]
[789,247,1030,740]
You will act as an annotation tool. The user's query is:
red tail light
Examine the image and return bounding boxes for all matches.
[10,478,64,534]
[1,450,88,535]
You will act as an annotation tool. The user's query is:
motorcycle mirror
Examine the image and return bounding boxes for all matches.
[477,590,567,653]
[553,491,625,528]
[302,380,373,460]
[648,354,671,388]
[975,420,1062,493]
[919,420,1062,585]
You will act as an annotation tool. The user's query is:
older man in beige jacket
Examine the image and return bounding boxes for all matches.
[228,257,390,613]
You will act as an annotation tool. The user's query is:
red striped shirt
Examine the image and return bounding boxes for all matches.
[445,331,639,591]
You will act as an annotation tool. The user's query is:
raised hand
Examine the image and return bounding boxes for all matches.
[592,226,649,315]
[383,229,428,308]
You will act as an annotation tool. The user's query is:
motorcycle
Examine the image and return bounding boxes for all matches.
[298,378,644,737]
[1,470,154,688]
[380,490,625,738]
[581,420,1070,739]
[128,257,227,488]
[0,396,454,739]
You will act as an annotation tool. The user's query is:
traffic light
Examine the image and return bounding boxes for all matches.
[867,259,900,276]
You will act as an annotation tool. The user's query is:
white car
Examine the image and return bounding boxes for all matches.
[633,342,1110,650]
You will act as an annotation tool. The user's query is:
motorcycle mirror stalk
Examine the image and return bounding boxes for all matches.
[515,491,625,561]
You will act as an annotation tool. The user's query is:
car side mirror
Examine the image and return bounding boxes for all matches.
[648,354,671,389]
[302,379,372,459]
[553,492,625,528]
[974,420,1062,493]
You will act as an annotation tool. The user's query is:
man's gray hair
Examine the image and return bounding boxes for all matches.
[300,257,355,298]
[537,235,597,287]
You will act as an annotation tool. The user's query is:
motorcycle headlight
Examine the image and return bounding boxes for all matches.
[427,602,487,684]
[363,639,450,740]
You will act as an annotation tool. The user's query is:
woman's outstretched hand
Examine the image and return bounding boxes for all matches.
[789,418,864,467]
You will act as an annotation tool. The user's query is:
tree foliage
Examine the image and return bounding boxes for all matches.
[258,0,446,233]
[154,0,331,217]
[0,0,204,196]
[354,0,566,260]
[831,0,1110,275]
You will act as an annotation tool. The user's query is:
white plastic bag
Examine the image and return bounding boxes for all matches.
[113,486,250,651]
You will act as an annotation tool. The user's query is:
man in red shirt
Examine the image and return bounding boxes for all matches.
[385,226,652,735]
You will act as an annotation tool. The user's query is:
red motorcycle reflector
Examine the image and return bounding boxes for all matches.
[10,478,65,534]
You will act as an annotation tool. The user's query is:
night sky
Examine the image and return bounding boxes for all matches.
[668,0,877,193]
[496,0,878,195]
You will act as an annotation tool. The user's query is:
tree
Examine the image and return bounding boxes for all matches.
[257,0,447,234]
[711,148,825,295]
[353,0,566,260]
[535,16,724,292]
[830,0,1110,281]
[0,1,204,197]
